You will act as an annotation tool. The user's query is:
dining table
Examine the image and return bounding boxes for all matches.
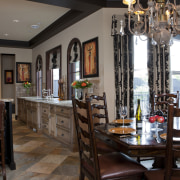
[94,117,180,168]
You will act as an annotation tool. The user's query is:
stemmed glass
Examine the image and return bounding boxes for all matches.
[119,106,127,128]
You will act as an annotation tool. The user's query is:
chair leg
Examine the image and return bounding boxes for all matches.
[79,173,85,180]
[79,168,85,180]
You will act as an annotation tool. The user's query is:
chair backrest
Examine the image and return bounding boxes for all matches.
[152,91,179,115]
[165,104,180,179]
[86,92,109,124]
[72,96,101,180]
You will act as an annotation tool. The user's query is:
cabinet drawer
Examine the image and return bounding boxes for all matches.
[42,123,49,135]
[41,116,49,124]
[41,104,49,115]
[31,102,38,109]
[26,101,31,108]
[56,107,71,116]
[50,105,56,113]
[56,127,70,144]
[56,115,70,129]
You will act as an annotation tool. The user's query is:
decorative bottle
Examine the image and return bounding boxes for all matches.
[136,99,142,130]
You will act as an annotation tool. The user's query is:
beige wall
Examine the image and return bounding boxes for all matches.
[0,8,127,120]
[32,8,127,121]
[0,47,32,114]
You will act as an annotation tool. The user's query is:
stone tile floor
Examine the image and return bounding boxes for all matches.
[5,116,80,180]
[2,115,179,179]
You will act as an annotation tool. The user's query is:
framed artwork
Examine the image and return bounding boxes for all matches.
[5,70,13,84]
[16,62,31,83]
[82,37,99,78]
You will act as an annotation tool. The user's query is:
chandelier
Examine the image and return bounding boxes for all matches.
[121,0,180,47]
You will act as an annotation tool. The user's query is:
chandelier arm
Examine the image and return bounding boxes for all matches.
[137,0,149,12]
[128,13,136,35]
[128,13,147,36]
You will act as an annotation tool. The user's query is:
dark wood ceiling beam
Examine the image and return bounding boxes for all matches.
[28,0,105,11]
[0,39,30,49]
[29,7,101,48]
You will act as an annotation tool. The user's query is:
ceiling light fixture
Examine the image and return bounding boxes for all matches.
[31,23,40,29]
[122,0,180,47]
[13,19,20,23]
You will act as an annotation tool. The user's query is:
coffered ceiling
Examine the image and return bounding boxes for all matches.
[0,0,178,48]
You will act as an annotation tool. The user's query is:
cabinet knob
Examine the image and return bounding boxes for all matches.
[61,134,64,136]
[61,109,64,112]
[61,120,64,123]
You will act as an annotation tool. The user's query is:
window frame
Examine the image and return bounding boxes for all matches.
[46,45,61,95]
[67,38,82,100]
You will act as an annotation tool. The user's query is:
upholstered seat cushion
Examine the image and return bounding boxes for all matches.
[144,169,180,180]
[99,152,147,179]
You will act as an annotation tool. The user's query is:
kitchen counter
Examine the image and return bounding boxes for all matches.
[18,96,72,107]
[17,97,78,151]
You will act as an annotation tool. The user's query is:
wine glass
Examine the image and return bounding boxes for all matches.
[119,106,127,128]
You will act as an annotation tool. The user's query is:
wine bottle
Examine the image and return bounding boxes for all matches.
[136,99,142,131]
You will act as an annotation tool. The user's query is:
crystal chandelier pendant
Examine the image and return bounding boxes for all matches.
[122,0,180,46]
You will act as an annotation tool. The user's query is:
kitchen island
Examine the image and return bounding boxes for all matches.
[17,97,77,152]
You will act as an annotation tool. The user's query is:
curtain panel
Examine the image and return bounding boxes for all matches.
[112,15,134,118]
[148,41,170,107]
[112,14,170,119]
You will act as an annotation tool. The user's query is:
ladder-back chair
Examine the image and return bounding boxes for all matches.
[72,96,146,180]
[145,104,180,180]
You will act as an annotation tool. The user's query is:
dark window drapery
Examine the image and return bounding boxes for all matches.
[112,15,134,118]
[112,14,170,118]
[147,40,170,106]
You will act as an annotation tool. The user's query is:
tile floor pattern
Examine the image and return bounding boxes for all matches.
[2,115,180,179]
[5,116,80,180]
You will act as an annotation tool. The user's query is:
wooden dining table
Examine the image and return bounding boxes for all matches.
[94,117,180,168]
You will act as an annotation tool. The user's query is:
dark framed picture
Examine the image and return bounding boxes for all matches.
[5,70,13,84]
[16,62,31,83]
[82,37,99,78]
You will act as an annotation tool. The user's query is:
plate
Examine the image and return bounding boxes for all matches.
[160,133,180,141]
[108,127,136,134]
[113,119,133,124]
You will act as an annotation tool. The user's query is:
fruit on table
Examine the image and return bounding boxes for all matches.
[149,116,156,123]
[154,115,159,120]
[157,116,165,123]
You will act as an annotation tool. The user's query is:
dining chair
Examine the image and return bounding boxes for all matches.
[144,103,180,180]
[86,92,117,154]
[0,101,6,180]
[72,96,147,180]
[152,91,179,116]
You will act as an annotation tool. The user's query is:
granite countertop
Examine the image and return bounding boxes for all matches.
[18,96,72,107]
[0,98,14,103]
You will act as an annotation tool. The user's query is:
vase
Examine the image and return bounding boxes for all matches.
[77,88,84,100]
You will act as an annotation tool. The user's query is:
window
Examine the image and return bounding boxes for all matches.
[170,38,180,93]
[52,69,59,97]
[133,36,149,112]
[67,38,82,99]
[46,46,61,98]
[36,55,42,97]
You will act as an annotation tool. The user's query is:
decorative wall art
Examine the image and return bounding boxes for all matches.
[16,62,31,83]
[5,70,13,84]
[82,37,99,78]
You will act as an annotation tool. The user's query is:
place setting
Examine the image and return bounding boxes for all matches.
[109,105,136,136]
